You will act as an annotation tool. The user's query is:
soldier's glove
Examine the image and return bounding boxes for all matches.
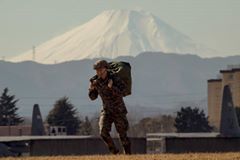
[89,80,97,91]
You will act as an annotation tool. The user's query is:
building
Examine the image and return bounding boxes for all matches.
[0,125,31,136]
[49,126,67,136]
[208,67,240,131]
[0,124,49,136]
[208,79,222,130]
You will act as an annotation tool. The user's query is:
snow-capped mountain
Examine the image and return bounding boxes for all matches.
[10,9,215,64]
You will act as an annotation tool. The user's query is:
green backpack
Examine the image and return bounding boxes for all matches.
[108,61,132,97]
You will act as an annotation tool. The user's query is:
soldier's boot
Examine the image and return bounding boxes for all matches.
[120,134,131,155]
[109,146,119,155]
[100,132,119,154]
[123,143,131,154]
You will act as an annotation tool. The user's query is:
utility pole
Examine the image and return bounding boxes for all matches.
[7,115,11,136]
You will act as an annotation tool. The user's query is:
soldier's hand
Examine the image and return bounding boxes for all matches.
[108,79,113,88]
[89,80,97,90]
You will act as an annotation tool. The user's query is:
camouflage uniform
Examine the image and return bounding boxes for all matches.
[89,71,131,154]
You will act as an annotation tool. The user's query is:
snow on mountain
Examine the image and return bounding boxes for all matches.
[10,9,215,64]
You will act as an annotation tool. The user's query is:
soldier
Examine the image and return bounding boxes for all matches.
[88,60,131,154]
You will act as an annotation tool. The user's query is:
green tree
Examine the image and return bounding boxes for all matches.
[174,106,213,133]
[128,115,175,137]
[0,88,23,126]
[46,97,81,135]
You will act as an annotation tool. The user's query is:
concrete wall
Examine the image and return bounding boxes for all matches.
[30,137,146,156]
[233,70,240,107]
[0,126,31,136]
[165,137,240,153]
[208,80,222,130]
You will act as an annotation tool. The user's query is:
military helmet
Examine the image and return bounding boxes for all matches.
[93,60,109,70]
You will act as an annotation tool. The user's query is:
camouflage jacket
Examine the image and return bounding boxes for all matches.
[88,72,127,114]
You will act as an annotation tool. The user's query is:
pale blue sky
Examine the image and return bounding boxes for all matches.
[0,0,240,58]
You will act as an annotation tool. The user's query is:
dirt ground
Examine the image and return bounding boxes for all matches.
[1,153,240,160]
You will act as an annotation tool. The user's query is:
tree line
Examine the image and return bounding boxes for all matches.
[0,88,214,136]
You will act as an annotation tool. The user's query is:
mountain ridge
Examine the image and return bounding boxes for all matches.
[2,52,240,118]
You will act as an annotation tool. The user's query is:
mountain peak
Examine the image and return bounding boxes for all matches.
[100,9,150,16]
[10,9,215,64]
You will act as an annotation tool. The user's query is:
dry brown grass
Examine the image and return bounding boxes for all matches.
[2,153,240,160]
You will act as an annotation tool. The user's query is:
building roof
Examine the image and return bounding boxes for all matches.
[220,70,234,73]
[147,132,220,138]
[0,135,94,142]
[232,68,240,72]
[208,79,222,82]
[220,68,240,73]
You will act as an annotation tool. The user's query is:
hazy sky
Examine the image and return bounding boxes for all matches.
[0,0,240,58]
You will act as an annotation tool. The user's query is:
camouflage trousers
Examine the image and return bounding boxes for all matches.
[99,110,131,154]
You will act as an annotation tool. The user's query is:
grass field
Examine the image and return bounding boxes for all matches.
[1,153,240,160]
